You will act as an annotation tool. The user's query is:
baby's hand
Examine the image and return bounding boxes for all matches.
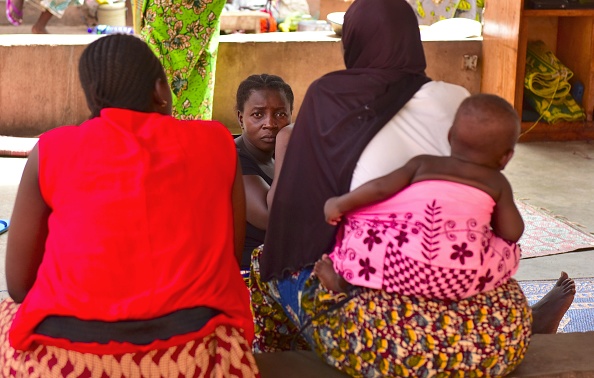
[324,197,343,225]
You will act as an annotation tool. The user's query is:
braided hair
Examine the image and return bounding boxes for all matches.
[79,34,167,118]
[235,74,294,113]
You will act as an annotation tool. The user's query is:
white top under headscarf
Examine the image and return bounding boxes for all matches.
[351,81,470,190]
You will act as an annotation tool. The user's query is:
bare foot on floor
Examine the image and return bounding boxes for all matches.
[31,25,49,34]
[314,254,347,293]
[31,10,52,34]
[530,271,576,334]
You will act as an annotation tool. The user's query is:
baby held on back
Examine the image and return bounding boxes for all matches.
[316,94,524,299]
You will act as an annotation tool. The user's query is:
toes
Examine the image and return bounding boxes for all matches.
[562,279,576,289]
[563,283,576,294]
[556,271,569,285]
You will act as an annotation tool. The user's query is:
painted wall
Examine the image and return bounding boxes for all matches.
[0,34,481,137]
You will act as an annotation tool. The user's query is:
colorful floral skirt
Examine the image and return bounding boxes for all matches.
[249,246,532,377]
[26,0,83,18]
[138,0,225,120]
[0,299,259,377]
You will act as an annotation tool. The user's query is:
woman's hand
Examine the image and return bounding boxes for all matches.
[324,197,343,225]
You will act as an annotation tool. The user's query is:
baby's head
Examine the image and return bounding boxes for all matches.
[449,94,521,170]
[79,34,171,118]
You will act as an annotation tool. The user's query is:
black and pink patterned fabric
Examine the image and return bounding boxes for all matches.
[330,180,521,300]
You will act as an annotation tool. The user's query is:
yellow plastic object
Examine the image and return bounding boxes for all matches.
[278,12,311,32]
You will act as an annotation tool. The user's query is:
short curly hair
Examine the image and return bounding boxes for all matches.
[235,74,294,113]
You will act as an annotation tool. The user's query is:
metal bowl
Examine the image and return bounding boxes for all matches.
[326,12,344,36]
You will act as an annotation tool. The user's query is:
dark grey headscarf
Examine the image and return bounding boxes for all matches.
[261,0,430,281]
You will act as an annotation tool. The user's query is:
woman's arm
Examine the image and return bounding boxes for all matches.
[232,156,247,264]
[6,145,51,303]
[491,178,524,243]
[324,158,419,225]
[266,124,293,209]
[243,175,270,230]
[241,125,293,231]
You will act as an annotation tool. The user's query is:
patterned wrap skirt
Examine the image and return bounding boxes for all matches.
[26,0,83,19]
[249,246,532,377]
[0,299,259,378]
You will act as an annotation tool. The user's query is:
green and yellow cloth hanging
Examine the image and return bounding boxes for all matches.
[524,40,585,123]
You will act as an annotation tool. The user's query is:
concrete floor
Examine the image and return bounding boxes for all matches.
[0,156,26,299]
[1,140,594,294]
[506,141,594,281]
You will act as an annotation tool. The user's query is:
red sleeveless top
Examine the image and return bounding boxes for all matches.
[9,108,253,354]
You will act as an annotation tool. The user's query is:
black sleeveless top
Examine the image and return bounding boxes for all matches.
[237,147,273,269]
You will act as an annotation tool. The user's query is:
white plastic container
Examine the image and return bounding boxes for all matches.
[97,2,127,27]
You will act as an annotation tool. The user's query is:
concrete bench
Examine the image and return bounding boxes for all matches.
[254,332,594,377]
[509,332,594,377]
[255,350,348,377]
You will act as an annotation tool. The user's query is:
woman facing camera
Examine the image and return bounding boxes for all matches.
[234,74,294,271]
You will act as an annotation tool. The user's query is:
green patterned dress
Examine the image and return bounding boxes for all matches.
[136,0,225,120]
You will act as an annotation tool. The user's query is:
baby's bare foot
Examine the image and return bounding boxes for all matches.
[314,254,346,293]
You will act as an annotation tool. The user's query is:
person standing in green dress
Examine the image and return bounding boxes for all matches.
[133,0,225,120]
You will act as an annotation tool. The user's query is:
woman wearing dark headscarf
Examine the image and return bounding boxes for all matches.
[261,0,470,276]
[248,0,573,376]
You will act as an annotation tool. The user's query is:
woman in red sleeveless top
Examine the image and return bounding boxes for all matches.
[1,34,258,377]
